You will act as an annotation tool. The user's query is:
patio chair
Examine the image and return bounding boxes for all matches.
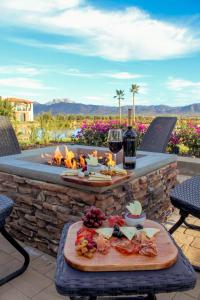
[139,117,177,153]
[0,195,30,286]
[169,176,200,271]
[0,116,21,157]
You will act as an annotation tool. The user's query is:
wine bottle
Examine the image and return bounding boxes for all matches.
[123,109,137,169]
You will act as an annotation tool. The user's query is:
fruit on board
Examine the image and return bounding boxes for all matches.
[108,215,125,227]
[75,237,97,258]
[82,206,106,228]
[126,201,142,216]
[76,228,96,245]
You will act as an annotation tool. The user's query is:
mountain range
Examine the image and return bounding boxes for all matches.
[34,99,200,115]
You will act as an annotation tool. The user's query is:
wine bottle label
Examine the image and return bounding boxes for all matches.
[124,156,136,163]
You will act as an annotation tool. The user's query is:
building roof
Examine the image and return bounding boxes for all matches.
[6,98,33,104]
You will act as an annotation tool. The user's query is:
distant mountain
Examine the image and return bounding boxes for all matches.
[45,98,75,105]
[34,101,200,115]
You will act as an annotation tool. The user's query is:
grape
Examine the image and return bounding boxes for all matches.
[82,206,106,228]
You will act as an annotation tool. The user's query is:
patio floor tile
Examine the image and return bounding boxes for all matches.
[31,284,68,300]
[0,249,13,265]
[10,268,52,298]
[11,245,44,262]
[31,254,56,280]
[0,235,16,254]
[0,258,22,278]
[0,285,31,300]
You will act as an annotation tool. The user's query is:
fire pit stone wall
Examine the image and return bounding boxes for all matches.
[1,161,177,256]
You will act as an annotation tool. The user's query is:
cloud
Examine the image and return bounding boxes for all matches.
[0,66,40,76]
[167,77,200,102]
[167,77,200,91]
[60,68,142,79]
[103,72,142,80]
[0,77,53,89]
[61,68,93,77]
[1,1,200,61]
[0,0,82,13]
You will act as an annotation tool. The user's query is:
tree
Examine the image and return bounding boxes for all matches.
[0,97,14,118]
[114,90,125,123]
[130,84,140,123]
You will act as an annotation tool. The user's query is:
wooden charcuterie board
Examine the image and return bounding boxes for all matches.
[64,220,178,272]
[61,172,132,187]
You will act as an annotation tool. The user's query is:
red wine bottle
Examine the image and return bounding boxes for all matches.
[123,109,137,169]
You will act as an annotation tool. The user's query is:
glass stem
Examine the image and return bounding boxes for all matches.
[114,153,117,166]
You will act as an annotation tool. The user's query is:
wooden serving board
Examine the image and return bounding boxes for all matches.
[61,172,132,187]
[64,220,178,272]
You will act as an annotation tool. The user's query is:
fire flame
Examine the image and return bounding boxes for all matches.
[106,153,115,167]
[54,146,63,165]
[43,146,115,169]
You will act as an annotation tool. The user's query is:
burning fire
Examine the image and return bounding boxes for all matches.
[42,146,115,169]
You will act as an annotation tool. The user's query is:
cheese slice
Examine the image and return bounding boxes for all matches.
[119,226,137,240]
[89,173,112,181]
[143,228,160,238]
[96,228,113,238]
[126,201,142,215]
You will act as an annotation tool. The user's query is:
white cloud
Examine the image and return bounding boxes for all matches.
[1,1,200,61]
[103,72,142,80]
[0,0,82,13]
[0,66,40,76]
[61,68,93,77]
[167,77,200,103]
[167,77,200,91]
[0,77,53,89]
[60,68,142,79]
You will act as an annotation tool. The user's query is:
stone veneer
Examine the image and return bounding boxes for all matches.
[0,162,177,256]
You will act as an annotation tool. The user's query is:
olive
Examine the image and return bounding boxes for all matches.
[136,224,143,230]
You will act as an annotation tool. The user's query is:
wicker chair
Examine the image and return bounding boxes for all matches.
[169,176,200,271]
[139,117,177,153]
[0,116,21,157]
[0,195,30,286]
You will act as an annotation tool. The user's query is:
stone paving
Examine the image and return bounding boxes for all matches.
[0,175,199,300]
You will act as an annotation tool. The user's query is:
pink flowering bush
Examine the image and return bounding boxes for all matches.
[74,120,127,146]
[73,119,199,157]
[168,122,200,157]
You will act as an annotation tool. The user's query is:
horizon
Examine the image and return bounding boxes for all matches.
[35,99,199,108]
[0,0,200,106]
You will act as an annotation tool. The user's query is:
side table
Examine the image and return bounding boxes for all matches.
[55,224,196,300]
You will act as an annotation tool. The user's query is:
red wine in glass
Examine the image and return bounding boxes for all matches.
[107,129,123,165]
[108,141,123,154]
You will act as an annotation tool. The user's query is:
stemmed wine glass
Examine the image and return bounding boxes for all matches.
[107,129,123,165]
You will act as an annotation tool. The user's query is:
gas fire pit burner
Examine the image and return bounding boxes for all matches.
[42,146,115,169]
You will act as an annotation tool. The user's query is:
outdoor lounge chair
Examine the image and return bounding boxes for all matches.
[0,195,30,286]
[169,176,200,271]
[139,116,177,153]
[0,116,21,157]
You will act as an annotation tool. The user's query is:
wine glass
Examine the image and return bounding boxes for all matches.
[107,129,123,165]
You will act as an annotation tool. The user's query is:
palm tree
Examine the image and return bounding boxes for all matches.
[114,90,125,123]
[130,84,140,123]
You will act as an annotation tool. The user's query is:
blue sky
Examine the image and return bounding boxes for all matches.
[0,0,200,106]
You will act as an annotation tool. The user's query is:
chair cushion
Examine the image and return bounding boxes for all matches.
[170,176,200,217]
[0,195,14,227]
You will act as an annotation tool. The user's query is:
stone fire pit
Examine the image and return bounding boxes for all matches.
[0,145,177,255]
